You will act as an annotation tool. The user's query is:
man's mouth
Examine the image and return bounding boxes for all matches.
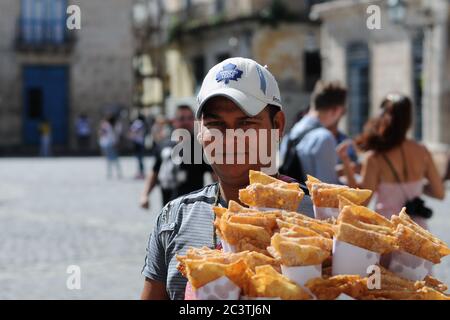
[214,152,248,156]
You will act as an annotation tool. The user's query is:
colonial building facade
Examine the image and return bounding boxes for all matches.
[133,0,325,128]
[0,0,135,154]
[312,0,450,173]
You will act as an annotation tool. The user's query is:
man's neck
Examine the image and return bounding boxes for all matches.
[218,180,245,205]
[308,109,328,127]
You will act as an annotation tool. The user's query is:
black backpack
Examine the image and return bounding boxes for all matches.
[279,123,321,184]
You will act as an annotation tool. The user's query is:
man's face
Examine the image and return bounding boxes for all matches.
[173,108,195,132]
[199,97,284,187]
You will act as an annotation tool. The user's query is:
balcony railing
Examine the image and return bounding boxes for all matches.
[167,0,273,28]
[165,0,323,41]
[15,18,76,52]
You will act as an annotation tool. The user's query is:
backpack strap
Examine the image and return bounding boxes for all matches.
[288,122,322,150]
[282,121,322,180]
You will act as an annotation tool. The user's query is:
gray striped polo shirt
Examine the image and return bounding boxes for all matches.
[141,182,314,300]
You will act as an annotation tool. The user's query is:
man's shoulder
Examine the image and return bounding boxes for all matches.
[298,126,335,151]
[156,184,218,225]
[176,183,218,205]
[305,126,333,140]
[291,117,328,140]
[290,117,315,137]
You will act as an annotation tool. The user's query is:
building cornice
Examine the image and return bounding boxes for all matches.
[311,0,425,21]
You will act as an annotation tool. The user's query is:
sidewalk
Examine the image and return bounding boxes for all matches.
[0,157,449,298]
[0,157,161,299]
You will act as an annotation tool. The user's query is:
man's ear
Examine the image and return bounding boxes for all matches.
[196,119,209,146]
[196,124,203,144]
[273,111,286,139]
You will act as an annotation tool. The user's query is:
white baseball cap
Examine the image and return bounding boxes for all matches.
[196,57,282,119]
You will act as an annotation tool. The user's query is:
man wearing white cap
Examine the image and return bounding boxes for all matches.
[141,57,314,300]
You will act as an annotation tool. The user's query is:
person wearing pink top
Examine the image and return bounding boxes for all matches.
[337,93,445,228]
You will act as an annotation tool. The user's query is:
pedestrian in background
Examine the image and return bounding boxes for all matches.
[280,81,347,184]
[328,121,358,164]
[328,120,361,181]
[140,105,212,209]
[39,118,52,157]
[98,115,122,179]
[150,115,170,150]
[338,93,445,228]
[128,113,147,179]
[75,113,91,153]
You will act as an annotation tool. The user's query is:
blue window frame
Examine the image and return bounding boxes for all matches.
[412,32,424,141]
[20,0,67,44]
[23,66,69,145]
[347,42,370,137]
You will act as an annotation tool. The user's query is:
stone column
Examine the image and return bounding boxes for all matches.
[422,0,449,174]
[422,0,448,148]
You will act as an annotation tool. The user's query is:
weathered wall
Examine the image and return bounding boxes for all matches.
[0,0,135,150]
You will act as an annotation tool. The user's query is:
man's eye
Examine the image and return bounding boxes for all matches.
[205,121,223,127]
[240,120,256,126]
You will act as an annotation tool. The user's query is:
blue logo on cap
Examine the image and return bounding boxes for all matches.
[256,65,267,95]
[215,63,243,84]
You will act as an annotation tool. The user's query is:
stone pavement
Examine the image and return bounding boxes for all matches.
[423,190,450,285]
[0,157,449,299]
[0,157,162,299]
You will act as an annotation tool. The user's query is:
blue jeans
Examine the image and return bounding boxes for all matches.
[102,145,121,178]
[134,143,145,175]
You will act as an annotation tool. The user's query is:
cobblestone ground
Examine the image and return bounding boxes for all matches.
[0,157,449,299]
[0,157,162,299]
[424,189,450,286]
